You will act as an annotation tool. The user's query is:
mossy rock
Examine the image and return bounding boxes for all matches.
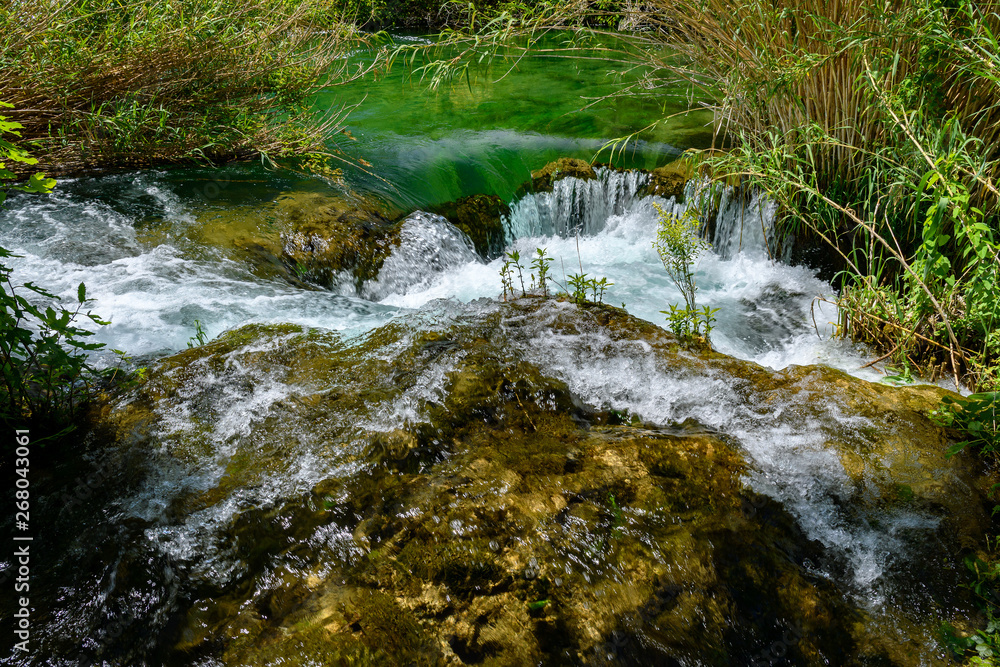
[276,192,400,291]
[432,194,509,260]
[175,190,401,292]
[639,157,697,201]
[523,157,597,194]
[90,300,990,665]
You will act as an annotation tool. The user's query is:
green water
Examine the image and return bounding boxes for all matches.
[319,33,715,209]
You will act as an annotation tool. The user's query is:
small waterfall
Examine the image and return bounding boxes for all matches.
[362,211,482,302]
[505,167,648,239]
[711,186,785,261]
[506,169,789,263]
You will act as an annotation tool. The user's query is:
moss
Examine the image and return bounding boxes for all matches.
[432,193,510,260]
[641,156,697,201]
[94,299,992,665]
[521,157,597,195]
[276,192,400,291]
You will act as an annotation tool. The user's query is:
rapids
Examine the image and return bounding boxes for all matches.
[0,33,980,667]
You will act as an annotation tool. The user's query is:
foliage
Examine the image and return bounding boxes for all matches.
[500,250,526,300]
[0,0,372,175]
[0,251,110,440]
[638,0,1000,389]
[187,320,211,349]
[529,247,553,297]
[652,203,707,311]
[327,0,552,29]
[566,273,613,305]
[1,103,111,441]
[652,202,715,343]
[933,392,1000,458]
[499,247,611,305]
[0,102,54,205]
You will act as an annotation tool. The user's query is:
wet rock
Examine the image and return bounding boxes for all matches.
[639,157,696,201]
[432,193,510,260]
[185,190,401,291]
[525,157,597,194]
[276,192,400,291]
[88,300,990,665]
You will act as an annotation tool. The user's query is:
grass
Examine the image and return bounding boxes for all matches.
[0,0,373,176]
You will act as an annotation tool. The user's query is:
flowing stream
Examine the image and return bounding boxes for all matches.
[0,33,976,666]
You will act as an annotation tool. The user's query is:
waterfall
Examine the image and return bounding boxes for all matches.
[361,211,482,302]
[710,185,786,261]
[504,168,648,240]
[506,169,789,263]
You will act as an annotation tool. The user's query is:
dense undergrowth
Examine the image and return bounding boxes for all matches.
[0,0,372,176]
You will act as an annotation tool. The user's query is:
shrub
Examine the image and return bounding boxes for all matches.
[1,101,107,441]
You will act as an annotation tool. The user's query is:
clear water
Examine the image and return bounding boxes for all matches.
[323,34,715,210]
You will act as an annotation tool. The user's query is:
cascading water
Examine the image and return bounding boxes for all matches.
[0,166,969,666]
[504,167,649,239]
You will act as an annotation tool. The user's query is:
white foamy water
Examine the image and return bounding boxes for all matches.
[0,169,875,376]
[0,168,961,665]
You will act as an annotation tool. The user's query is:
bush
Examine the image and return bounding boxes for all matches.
[1,102,107,441]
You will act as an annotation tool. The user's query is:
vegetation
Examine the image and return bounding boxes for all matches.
[0,0,371,176]
[652,202,717,343]
[499,247,612,305]
[406,0,1000,391]
[1,108,108,441]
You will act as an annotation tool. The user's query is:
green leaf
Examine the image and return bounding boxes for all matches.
[77,282,87,303]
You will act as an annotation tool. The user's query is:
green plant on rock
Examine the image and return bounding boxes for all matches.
[500,250,526,301]
[566,272,589,304]
[653,202,714,343]
[187,320,210,349]
[591,276,612,303]
[564,272,613,306]
[529,247,553,297]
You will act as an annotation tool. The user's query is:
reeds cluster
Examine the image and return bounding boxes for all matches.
[1,0,367,175]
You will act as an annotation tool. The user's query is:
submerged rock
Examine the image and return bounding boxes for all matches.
[63,301,992,665]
